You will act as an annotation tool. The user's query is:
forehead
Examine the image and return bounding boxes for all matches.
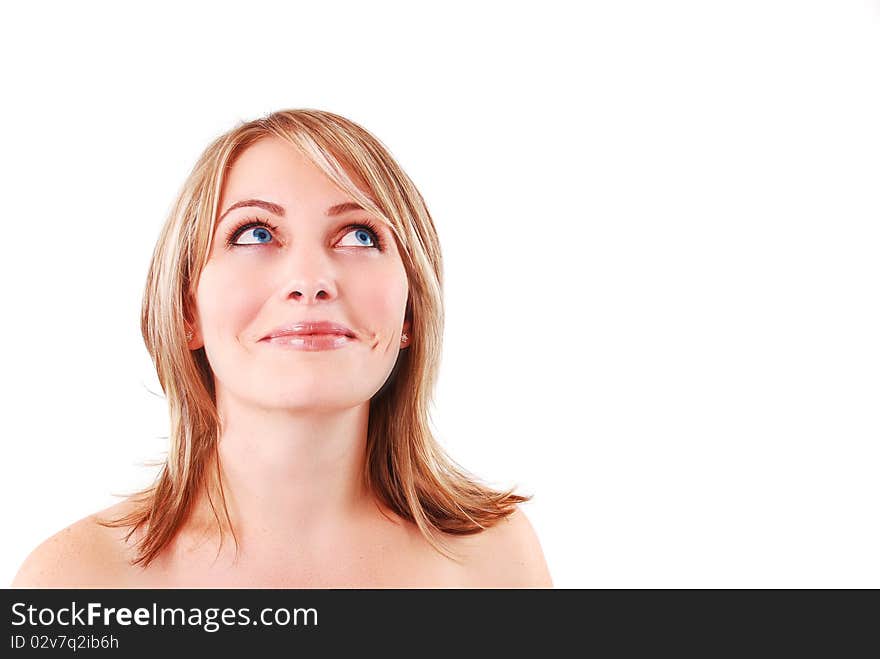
[219,136,368,207]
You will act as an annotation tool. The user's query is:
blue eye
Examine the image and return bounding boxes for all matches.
[341,221,385,250]
[243,226,274,244]
[226,219,278,246]
[339,227,377,248]
[355,228,372,245]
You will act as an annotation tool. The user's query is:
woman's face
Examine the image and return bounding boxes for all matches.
[191,136,411,413]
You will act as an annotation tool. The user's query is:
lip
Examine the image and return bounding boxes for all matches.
[262,321,356,341]
[263,333,354,351]
[260,321,357,351]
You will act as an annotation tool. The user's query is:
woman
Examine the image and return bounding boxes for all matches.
[13,109,552,588]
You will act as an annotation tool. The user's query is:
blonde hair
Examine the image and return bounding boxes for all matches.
[102,108,530,567]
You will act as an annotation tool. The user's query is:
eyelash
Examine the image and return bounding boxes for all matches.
[224,216,386,251]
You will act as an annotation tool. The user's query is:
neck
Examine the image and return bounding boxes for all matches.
[193,391,378,551]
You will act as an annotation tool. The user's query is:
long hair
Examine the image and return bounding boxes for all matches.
[101,109,530,567]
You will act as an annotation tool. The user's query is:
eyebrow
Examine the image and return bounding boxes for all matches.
[216,199,366,225]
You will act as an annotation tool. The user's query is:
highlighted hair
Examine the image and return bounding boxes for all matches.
[101,109,530,566]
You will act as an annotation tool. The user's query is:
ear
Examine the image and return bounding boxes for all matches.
[183,291,204,350]
[401,317,412,349]
[185,325,204,351]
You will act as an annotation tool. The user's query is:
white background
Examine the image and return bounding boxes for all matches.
[1,0,878,588]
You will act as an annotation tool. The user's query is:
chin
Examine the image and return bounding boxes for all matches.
[214,362,380,411]
[258,382,371,411]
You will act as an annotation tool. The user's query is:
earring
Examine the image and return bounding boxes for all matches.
[401,333,408,343]
[186,330,193,341]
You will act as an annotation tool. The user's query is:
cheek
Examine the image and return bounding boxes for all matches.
[195,264,268,333]
[351,267,408,328]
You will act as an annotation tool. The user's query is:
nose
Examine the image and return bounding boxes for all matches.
[279,246,339,304]
[289,284,334,303]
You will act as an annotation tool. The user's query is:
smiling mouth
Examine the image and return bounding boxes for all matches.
[261,333,354,351]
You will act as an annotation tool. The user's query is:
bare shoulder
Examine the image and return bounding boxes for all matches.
[11,500,140,588]
[455,506,553,588]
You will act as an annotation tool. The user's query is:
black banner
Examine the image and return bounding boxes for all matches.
[1,589,874,655]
